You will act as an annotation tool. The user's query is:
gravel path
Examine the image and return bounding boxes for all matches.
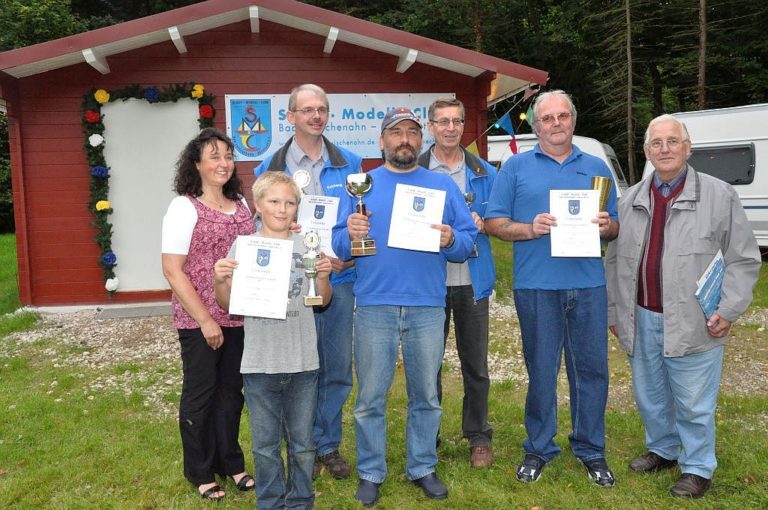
[3,302,767,423]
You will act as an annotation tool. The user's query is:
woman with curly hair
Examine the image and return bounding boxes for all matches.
[161,128,255,500]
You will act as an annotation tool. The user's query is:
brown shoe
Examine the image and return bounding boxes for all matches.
[470,445,494,468]
[629,451,677,473]
[670,473,712,498]
[317,451,351,479]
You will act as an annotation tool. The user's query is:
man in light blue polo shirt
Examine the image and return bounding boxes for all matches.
[485,90,619,488]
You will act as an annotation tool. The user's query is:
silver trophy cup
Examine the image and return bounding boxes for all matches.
[302,231,323,306]
[345,172,376,256]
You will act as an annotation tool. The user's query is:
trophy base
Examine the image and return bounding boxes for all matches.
[304,296,323,306]
[351,239,376,257]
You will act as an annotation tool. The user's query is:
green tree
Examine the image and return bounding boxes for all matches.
[0,113,13,232]
[0,0,88,51]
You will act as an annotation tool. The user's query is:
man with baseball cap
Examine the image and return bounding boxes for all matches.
[333,107,478,506]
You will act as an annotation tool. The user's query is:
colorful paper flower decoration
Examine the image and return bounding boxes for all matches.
[143,86,160,103]
[90,166,109,178]
[85,110,101,123]
[94,89,110,104]
[88,133,104,147]
[83,82,215,295]
[101,251,117,266]
[199,104,214,119]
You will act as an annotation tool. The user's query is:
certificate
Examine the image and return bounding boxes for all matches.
[297,194,339,258]
[387,184,446,252]
[549,190,600,257]
[229,236,293,319]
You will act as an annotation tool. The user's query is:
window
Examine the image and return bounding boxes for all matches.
[688,143,755,185]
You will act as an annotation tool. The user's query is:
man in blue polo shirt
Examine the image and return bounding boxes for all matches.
[485,90,619,487]
[333,107,477,507]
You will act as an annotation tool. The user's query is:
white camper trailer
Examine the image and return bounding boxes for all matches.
[488,134,629,197]
[642,104,768,247]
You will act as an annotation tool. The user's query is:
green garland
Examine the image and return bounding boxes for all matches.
[81,82,215,296]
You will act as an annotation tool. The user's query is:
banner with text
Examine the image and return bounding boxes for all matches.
[225,93,450,161]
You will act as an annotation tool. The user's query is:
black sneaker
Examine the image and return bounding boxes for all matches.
[582,457,616,487]
[516,454,546,483]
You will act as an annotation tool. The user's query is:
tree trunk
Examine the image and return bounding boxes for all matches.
[626,0,637,183]
[698,0,707,109]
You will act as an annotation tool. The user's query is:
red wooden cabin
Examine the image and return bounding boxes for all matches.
[0,0,547,306]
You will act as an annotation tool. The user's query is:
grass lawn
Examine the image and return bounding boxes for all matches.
[0,235,766,508]
[0,234,20,314]
[1,320,767,509]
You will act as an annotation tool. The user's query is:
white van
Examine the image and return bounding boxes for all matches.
[641,104,768,247]
[488,134,629,197]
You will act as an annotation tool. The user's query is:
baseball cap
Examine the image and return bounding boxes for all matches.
[381,107,422,131]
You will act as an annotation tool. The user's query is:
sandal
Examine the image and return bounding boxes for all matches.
[232,473,255,491]
[200,484,225,500]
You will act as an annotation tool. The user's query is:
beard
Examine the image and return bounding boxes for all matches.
[384,143,418,170]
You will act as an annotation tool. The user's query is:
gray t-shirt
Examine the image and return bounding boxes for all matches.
[231,232,320,374]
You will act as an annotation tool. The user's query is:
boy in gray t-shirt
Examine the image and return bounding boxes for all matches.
[215,171,332,510]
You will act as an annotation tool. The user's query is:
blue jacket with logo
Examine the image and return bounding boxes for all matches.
[255,136,363,286]
[418,146,497,301]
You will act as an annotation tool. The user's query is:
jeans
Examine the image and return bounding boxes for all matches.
[630,306,723,479]
[178,327,246,486]
[514,287,609,462]
[312,281,354,456]
[243,371,318,510]
[437,285,493,446]
[354,305,445,483]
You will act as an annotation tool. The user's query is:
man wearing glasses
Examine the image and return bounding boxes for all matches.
[605,114,760,498]
[417,97,497,468]
[333,108,477,506]
[485,90,619,487]
[255,83,362,481]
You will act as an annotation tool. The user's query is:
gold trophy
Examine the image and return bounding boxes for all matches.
[591,176,612,211]
[302,230,323,306]
[345,172,376,256]
[464,192,479,258]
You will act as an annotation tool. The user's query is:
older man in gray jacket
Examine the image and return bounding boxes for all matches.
[605,114,761,499]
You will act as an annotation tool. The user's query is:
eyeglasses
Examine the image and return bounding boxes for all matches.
[385,127,422,138]
[430,118,465,127]
[292,107,329,116]
[537,112,572,125]
[648,138,686,150]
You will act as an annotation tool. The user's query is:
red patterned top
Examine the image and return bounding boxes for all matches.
[171,196,255,329]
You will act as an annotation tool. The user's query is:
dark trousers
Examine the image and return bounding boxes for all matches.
[178,326,246,486]
[437,285,493,446]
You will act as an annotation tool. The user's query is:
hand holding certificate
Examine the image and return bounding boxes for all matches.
[228,235,293,319]
[387,184,446,252]
[549,190,601,257]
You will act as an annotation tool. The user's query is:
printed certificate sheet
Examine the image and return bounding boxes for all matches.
[297,194,339,258]
[549,190,600,257]
[229,236,293,319]
[388,184,446,252]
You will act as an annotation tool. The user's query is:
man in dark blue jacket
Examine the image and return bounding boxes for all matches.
[255,84,362,480]
[418,97,496,468]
